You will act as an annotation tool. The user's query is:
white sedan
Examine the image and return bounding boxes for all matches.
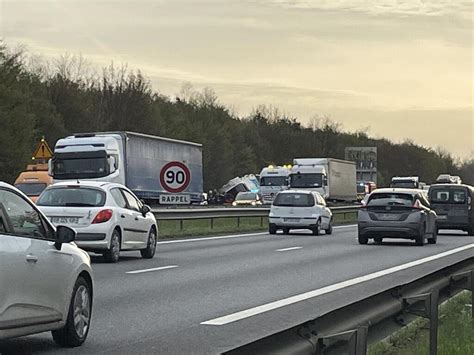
[0,182,93,347]
[37,181,158,263]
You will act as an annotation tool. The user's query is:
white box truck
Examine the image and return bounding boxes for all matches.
[259,165,290,204]
[289,158,356,202]
[49,131,203,204]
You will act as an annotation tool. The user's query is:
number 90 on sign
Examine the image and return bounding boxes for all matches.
[160,162,191,193]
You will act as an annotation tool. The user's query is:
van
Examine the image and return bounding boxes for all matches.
[428,184,474,235]
[14,164,53,203]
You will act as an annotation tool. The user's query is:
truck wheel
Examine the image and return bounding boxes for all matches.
[282,227,290,235]
[358,235,368,245]
[104,229,121,263]
[141,228,157,259]
[312,220,321,236]
[325,220,333,235]
[52,277,92,348]
[374,237,383,244]
[269,225,277,235]
[468,226,474,236]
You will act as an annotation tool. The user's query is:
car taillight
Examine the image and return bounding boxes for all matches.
[92,209,113,224]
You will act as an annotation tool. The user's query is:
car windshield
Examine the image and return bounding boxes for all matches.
[289,174,323,188]
[430,188,467,205]
[260,176,287,186]
[53,157,109,179]
[273,193,314,207]
[368,193,414,207]
[236,192,257,200]
[37,187,106,207]
[14,183,47,196]
[357,185,366,193]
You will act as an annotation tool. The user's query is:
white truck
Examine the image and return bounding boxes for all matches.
[49,131,203,204]
[289,158,357,202]
[390,176,426,189]
[259,165,290,204]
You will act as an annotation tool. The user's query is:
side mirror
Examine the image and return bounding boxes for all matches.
[48,159,53,177]
[55,225,76,250]
[323,176,328,186]
[108,156,117,173]
[141,204,151,216]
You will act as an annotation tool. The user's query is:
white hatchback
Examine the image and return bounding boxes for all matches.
[0,182,93,347]
[269,190,333,235]
[37,181,158,263]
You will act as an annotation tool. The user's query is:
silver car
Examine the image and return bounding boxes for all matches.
[0,182,93,347]
[358,188,437,246]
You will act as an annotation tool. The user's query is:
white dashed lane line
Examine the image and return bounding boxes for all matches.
[276,247,302,252]
[126,265,179,274]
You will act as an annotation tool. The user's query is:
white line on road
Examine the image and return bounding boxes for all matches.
[276,247,302,252]
[126,265,178,274]
[158,225,357,245]
[201,243,474,326]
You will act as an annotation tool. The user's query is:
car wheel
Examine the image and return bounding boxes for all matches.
[282,227,290,235]
[358,235,368,245]
[141,228,157,259]
[325,219,333,235]
[415,224,426,246]
[52,277,92,348]
[374,237,383,244]
[269,225,277,235]
[104,229,121,263]
[312,219,321,236]
[428,226,438,244]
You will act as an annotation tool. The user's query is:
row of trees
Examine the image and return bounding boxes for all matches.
[0,43,472,189]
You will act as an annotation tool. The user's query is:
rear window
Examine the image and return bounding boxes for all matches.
[236,192,257,200]
[273,193,314,207]
[37,187,106,207]
[367,193,414,207]
[430,188,467,205]
[14,183,47,196]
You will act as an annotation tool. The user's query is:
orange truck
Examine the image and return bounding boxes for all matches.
[14,138,53,203]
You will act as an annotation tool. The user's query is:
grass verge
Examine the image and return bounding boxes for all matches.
[369,291,473,355]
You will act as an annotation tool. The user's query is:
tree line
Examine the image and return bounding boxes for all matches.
[0,43,472,190]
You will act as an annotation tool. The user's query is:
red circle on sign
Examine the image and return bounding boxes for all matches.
[160,161,191,193]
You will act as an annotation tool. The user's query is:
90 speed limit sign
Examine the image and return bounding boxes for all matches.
[160,161,191,193]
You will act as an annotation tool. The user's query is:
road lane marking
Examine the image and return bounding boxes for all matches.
[276,247,302,252]
[157,225,357,245]
[201,243,474,326]
[126,265,178,274]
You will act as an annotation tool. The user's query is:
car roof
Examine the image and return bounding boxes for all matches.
[279,189,316,195]
[372,188,422,195]
[46,181,125,190]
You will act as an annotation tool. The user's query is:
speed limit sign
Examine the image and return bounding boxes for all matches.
[160,161,191,193]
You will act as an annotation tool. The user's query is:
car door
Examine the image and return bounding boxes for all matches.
[0,188,74,330]
[417,193,436,235]
[110,187,135,247]
[121,189,148,248]
[316,193,332,228]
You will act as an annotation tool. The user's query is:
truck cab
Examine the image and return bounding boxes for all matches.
[390,176,422,189]
[50,134,123,184]
[289,164,328,199]
[259,166,290,204]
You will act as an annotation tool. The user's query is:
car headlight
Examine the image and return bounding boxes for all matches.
[232,202,237,206]
[251,201,256,206]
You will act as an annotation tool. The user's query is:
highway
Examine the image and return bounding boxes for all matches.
[1,226,473,354]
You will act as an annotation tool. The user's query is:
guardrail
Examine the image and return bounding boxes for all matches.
[152,206,360,230]
[224,258,474,355]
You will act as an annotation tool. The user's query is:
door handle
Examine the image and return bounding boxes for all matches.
[135,216,139,221]
[26,254,38,263]
[121,214,126,218]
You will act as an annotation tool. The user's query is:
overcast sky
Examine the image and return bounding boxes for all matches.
[1,0,472,158]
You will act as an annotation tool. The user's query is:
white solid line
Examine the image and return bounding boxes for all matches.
[276,247,303,252]
[201,244,474,326]
[126,265,178,274]
[157,224,357,245]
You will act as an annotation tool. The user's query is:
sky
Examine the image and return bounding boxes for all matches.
[1,0,472,159]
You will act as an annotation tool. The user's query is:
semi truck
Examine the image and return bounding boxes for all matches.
[49,132,203,204]
[259,165,290,204]
[289,158,357,202]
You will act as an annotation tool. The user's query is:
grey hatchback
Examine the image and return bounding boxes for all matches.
[358,188,437,246]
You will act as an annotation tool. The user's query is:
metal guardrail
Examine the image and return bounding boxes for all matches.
[224,258,474,355]
[152,206,359,221]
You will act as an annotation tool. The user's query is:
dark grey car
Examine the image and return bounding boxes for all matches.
[358,188,437,246]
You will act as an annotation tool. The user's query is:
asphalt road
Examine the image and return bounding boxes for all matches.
[1,226,473,354]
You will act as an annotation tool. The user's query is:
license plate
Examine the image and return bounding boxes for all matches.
[51,217,79,224]
[378,214,399,221]
[283,218,300,223]
[437,215,447,220]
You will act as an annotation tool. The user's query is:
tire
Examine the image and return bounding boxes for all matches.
[282,227,290,235]
[312,219,321,236]
[467,226,474,236]
[140,228,157,259]
[358,235,368,245]
[374,237,383,244]
[52,277,92,348]
[104,229,121,263]
[415,224,426,246]
[325,219,333,235]
[428,226,438,244]
[269,225,277,235]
